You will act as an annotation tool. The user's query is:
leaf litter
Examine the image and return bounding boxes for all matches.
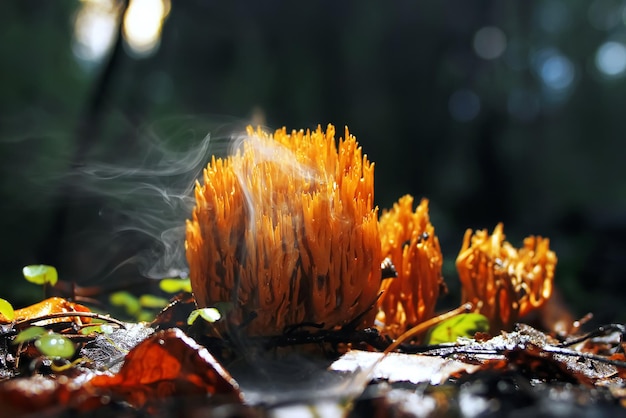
[3,294,626,417]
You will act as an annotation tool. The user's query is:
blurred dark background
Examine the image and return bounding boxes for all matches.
[1,0,626,324]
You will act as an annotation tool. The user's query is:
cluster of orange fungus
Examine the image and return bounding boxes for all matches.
[456,223,557,331]
[376,196,445,338]
[185,124,382,337]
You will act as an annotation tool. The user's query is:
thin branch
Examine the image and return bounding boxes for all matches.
[15,311,127,329]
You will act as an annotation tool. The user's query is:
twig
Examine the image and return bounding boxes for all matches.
[15,311,127,329]
[557,323,626,348]
[384,302,474,354]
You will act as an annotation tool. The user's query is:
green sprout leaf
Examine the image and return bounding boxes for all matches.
[34,333,75,359]
[110,291,141,316]
[187,308,222,325]
[13,326,46,344]
[138,294,170,309]
[0,298,15,320]
[80,324,114,335]
[426,313,490,345]
[159,278,192,293]
[22,265,58,286]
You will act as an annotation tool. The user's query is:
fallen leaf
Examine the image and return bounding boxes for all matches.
[330,350,480,385]
[89,328,242,408]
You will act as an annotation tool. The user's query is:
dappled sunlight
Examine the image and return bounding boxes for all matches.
[122,0,171,58]
[72,0,119,64]
[72,0,170,64]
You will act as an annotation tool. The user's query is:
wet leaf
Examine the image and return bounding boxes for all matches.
[80,322,154,372]
[426,313,490,344]
[22,265,58,286]
[34,333,75,359]
[89,328,242,408]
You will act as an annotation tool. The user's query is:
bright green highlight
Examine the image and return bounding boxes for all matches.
[139,294,169,309]
[22,265,58,286]
[187,308,221,325]
[80,324,114,335]
[0,298,14,320]
[13,326,46,344]
[159,278,192,293]
[35,333,75,359]
[110,291,141,316]
[426,313,489,345]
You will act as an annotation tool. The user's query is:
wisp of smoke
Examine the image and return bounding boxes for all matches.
[66,117,260,281]
[227,129,321,241]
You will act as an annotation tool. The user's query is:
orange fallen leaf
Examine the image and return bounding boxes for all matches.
[0,297,91,325]
[88,327,242,408]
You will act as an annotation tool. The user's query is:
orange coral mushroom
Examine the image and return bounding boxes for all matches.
[456,223,556,331]
[376,196,445,338]
[185,124,382,337]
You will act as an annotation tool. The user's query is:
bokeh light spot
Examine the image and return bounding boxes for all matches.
[449,89,481,122]
[122,0,171,58]
[532,48,575,91]
[473,26,507,60]
[595,41,626,78]
[72,0,119,65]
[541,56,574,90]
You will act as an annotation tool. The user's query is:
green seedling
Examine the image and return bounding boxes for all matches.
[22,265,58,286]
[187,307,221,325]
[159,278,192,293]
[13,326,46,344]
[14,326,76,359]
[80,324,114,335]
[110,291,141,317]
[0,298,14,320]
[34,333,76,359]
[139,294,170,309]
[426,313,490,345]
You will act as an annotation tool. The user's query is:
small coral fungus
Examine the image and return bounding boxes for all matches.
[456,223,556,331]
[185,124,382,337]
[376,196,445,338]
